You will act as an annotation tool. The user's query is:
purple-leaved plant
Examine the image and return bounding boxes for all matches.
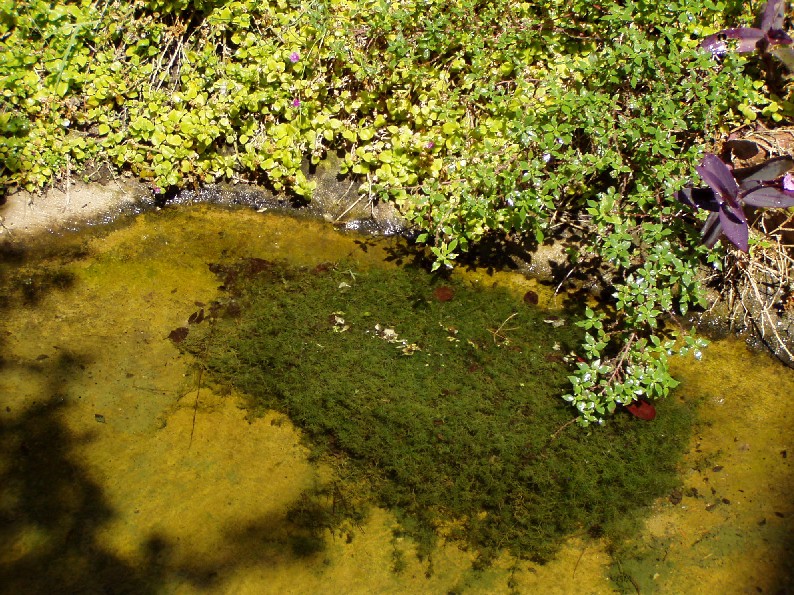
[701,0,794,70]
[678,153,794,251]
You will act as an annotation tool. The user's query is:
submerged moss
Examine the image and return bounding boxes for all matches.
[184,257,693,563]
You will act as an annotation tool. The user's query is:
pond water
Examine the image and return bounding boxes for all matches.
[0,204,791,594]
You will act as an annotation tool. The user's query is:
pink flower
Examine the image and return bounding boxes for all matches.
[784,172,794,193]
[289,51,300,63]
[292,98,301,108]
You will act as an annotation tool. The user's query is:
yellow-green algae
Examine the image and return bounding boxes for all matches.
[609,339,794,593]
[0,204,791,593]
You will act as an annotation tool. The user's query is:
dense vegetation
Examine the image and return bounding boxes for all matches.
[182,256,694,562]
[2,0,791,423]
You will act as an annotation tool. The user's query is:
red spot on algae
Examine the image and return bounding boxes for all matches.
[433,286,454,302]
[625,399,656,421]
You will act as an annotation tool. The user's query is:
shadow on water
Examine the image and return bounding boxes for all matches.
[0,240,339,595]
[0,356,340,594]
[0,292,160,592]
[0,237,156,591]
[0,392,325,594]
[0,388,154,594]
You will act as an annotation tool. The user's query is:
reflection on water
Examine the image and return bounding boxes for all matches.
[0,204,791,593]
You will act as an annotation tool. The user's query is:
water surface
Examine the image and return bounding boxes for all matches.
[0,204,791,593]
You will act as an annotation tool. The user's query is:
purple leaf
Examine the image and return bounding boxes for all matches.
[767,28,794,46]
[743,186,794,208]
[735,156,794,183]
[761,0,786,33]
[724,200,748,225]
[677,187,697,209]
[696,153,739,204]
[740,179,764,196]
[702,1,791,57]
[718,203,749,252]
[701,212,723,248]
[677,186,719,211]
[701,28,765,55]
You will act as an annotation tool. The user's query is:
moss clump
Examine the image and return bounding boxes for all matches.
[184,257,692,563]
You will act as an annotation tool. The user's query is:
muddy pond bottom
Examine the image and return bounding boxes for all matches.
[0,204,791,594]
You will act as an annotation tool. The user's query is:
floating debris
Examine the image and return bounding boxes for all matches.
[330,312,349,332]
[523,290,539,305]
[168,327,190,343]
[433,286,454,302]
[544,316,565,328]
[625,399,657,421]
[373,323,421,355]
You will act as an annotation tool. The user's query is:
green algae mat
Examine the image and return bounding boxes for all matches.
[179,254,694,563]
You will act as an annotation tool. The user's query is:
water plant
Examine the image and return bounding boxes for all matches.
[181,256,694,563]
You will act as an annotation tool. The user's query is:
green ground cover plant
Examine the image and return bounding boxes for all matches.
[181,256,694,563]
[2,0,790,423]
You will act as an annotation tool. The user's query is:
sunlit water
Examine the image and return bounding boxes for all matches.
[0,204,791,593]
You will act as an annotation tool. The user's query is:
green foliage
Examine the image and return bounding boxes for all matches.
[183,257,694,561]
[564,306,707,425]
[2,0,760,202]
[1,0,778,422]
